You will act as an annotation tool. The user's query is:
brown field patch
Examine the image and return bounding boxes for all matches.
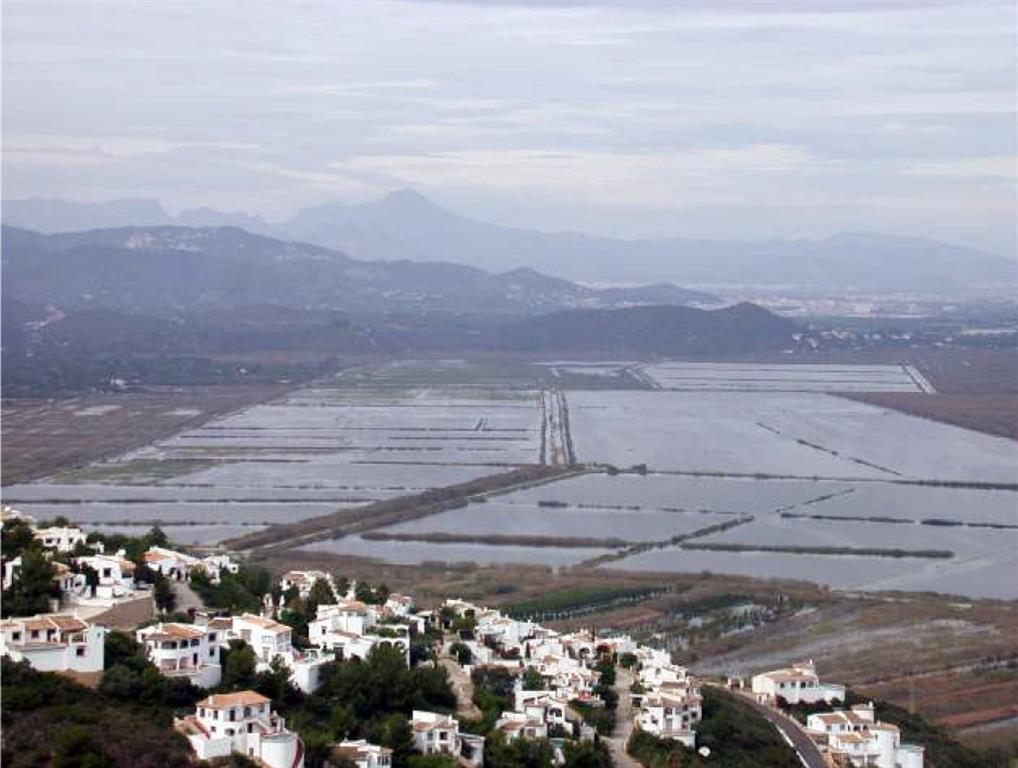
[1,384,290,485]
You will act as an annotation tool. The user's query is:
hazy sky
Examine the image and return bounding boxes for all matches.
[3,0,1016,254]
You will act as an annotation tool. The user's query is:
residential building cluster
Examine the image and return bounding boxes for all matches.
[747,661,924,768]
[0,554,928,768]
[807,702,924,768]
[439,597,703,750]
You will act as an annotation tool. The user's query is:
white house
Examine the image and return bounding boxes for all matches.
[513,691,572,727]
[0,614,104,674]
[279,569,338,600]
[195,553,239,584]
[751,660,845,705]
[383,593,414,618]
[807,703,924,768]
[201,613,331,694]
[635,691,701,747]
[33,526,88,553]
[137,622,222,688]
[495,711,549,741]
[74,553,136,600]
[411,710,461,757]
[333,740,393,768]
[143,546,198,581]
[309,601,409,665]
[176,691,304,768]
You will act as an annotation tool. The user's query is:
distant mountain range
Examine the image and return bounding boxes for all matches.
[1,224,718,316]
[5,191,1015,294]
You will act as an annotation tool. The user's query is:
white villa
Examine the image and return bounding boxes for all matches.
[176,690,304,768]
[309,600,410,665]
[144,546,237,584]
[0,613,104,675]
[513,691,572,728]
[74,553,136,600]
[634,690,701,747]
[197,612,331,693]
[411,710,461,757]
[33,526,88,553]
[137,622,222,688]
[751,660,846,705]
[143,546,197,580]
[279,569,338,601]
[333,740,393,768]
[807,703,924,768]
[495,711,549,741]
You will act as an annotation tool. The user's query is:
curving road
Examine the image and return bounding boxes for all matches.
[725,689,828,768]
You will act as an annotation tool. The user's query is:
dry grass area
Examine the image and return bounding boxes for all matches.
[1,384,289,485]
[688,592,1017,732]
[844,393,1018,440]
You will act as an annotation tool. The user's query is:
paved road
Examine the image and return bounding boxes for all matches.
[727,690,827,768]
[438,657,483,720]
[170,579,205,615]
[605,666,641,768]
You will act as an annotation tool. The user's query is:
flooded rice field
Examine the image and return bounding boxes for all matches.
[3,369,545,544]
[6,360,1015,598]
[567,390,1018,483]
[640,362,931,393]
[299,533,612,567]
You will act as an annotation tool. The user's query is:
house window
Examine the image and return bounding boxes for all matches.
[76,647,86,657]
[11,632,20,641]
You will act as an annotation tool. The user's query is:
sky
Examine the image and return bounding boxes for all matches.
[2,0,1016,255]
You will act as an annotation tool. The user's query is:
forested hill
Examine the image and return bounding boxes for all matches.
[492,303,798,356]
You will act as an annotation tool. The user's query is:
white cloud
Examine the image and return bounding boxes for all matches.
[904,155,1018,180]
[331,145,826,207]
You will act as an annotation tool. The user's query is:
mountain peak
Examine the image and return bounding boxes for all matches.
[381,188,429,204]
[376,188,445,214]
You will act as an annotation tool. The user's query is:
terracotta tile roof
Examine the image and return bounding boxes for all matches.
[237,613,290,634]
[143,623,205,641]
[198,691,270,709]
[335,741,393,759]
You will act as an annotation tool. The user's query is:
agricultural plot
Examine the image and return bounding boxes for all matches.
[501,472,853,515]
[607,540,1018,600]
[376,499,726,543]
[566,390,1018,483]
[784,483,1018,527]
[3,365,548,545]
[640,362,931,393]
[694,516,1016,561]
[5,501,351,525]
[300,533,612,567]
[83,523,268,546]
